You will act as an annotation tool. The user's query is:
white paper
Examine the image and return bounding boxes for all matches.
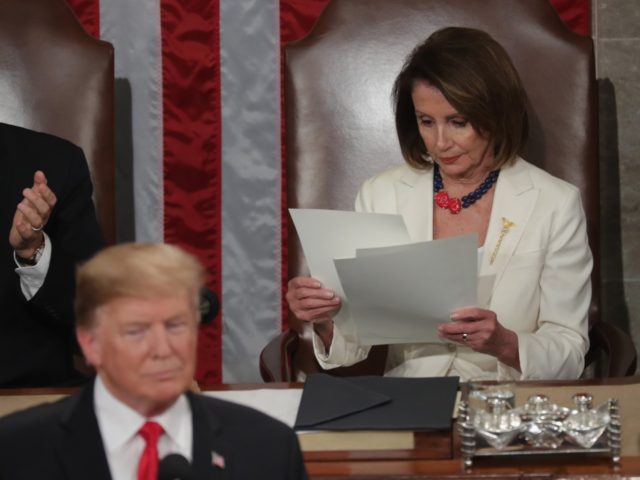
[289,209,412,335]
[334,235,477,345]
[205,389,303,427]
[289,209,411,293]
[290,209,480,345]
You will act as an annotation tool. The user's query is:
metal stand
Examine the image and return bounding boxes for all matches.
[457,400,476,468]
[608,398,621,465]
[458,397,621,469]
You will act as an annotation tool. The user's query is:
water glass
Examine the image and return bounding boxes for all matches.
[467,376,515,416]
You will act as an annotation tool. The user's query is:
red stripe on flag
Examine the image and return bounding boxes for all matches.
[161,0,222,383]
[65,0,100,38]
[279,62,289,331]
[550,0,590,35]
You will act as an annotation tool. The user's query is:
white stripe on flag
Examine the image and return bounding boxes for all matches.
[100,0,164,243]
[220,0,282,382]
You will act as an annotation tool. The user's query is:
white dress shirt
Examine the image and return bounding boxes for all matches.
[93,376,193,480]
[13,231,52,300]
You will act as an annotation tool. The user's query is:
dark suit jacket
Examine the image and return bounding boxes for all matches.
[0,123,103,387]
[0,381,308,480]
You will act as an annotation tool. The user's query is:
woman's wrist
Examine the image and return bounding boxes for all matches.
[313,319,334,352]
[497,329,521,372]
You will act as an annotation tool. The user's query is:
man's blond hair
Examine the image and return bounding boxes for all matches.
[74,243,205,328]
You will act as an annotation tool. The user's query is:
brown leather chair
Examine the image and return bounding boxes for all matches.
[260,0,636,381]
[0,0,115,244]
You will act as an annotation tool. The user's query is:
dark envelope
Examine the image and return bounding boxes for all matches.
[295,373,459,431]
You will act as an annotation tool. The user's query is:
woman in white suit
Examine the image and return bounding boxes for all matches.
[286,27,592,381]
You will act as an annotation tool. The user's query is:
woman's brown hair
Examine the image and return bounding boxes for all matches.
[393,27,529,169]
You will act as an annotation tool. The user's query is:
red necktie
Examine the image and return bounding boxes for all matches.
[137,421,164,480]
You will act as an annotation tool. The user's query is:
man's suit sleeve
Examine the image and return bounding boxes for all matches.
[286,427,308,480]
[27,143,104,328]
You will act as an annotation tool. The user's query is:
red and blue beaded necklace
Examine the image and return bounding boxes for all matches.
[433,163,500,214]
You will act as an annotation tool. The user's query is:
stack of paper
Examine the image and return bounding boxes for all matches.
[290,209,478,345]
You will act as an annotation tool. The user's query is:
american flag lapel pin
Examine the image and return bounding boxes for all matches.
[211,451,226,469]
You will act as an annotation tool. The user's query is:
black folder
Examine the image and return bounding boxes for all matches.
[294,373,459,431]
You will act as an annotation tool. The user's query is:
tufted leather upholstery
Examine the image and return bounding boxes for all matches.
[0,0,115,244]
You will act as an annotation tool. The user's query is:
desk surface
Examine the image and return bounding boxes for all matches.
[302,376,640,478]
[2,377,640,478]
[306,456,640,478]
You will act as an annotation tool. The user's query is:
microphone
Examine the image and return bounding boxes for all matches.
[157,454,194,480]
[200,287,219,324]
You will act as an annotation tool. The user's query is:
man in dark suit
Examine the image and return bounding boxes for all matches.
[0,242,308,479]
[1,122,103,387]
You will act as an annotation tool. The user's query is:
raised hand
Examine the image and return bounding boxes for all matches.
[10,171,57,259]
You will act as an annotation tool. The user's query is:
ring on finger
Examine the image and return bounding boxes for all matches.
[461,332,468,342]
[31,224,44,232]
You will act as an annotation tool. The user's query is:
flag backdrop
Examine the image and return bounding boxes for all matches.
[64,0,589,383]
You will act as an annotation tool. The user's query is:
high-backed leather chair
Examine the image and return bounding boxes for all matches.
[0,0,115,244]
[260,0,636,381]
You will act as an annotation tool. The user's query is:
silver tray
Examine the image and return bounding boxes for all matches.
[457,397,621,468]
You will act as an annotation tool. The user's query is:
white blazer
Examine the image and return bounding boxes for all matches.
[313,158,592,380]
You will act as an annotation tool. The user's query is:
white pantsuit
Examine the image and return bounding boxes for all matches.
[313,158,592,381]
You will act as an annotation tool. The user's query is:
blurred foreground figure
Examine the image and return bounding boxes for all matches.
[0,242,308,480]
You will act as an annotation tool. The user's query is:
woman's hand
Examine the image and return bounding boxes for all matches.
[437,307,520,372]
[286,276,341,322]
[285,276,341,350]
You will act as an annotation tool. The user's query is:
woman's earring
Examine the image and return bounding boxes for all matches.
[421,153,433,164]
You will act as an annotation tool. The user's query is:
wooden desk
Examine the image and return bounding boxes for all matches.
[306,456,640,478]
[301,376,640,478]
[2,378,640,478]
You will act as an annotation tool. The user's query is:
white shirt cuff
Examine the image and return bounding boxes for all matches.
[14,232,52,300]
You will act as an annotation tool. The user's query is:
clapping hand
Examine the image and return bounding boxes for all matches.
[9,171,56,259]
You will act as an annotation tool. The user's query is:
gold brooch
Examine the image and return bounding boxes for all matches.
[489,217,515,265]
